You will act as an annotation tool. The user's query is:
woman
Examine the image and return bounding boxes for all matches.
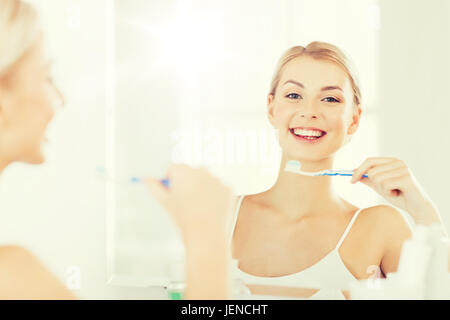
[0,0,75,299]
[149,42,448,300]
[229,43,447,299]
[0,0,234,300]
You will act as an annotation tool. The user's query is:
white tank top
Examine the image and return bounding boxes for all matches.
[229,195,362,299]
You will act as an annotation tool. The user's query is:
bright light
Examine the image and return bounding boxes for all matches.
[119,4,229,75]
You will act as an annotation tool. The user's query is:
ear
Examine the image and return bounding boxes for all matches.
[347,104,362,135]
[267,93,275,127]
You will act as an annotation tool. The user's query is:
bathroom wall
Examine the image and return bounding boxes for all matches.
[378,0,450,232]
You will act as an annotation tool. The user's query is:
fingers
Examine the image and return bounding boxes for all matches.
[167,163,211,184]
[365,160,406,180]
[382,177,405,196]
[360,171,402,189]
[378,175,407,196]
[367,166,409,185]
[351,157,404,183]
[359,177,376,189]
[360,168,409,197]
[145,176,170,207]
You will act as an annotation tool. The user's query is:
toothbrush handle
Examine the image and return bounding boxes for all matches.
[325,171,369,178]
[130,177,170,188]
[161,179,170,188]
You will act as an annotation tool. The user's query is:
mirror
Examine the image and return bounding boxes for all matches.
[108,0,450,287]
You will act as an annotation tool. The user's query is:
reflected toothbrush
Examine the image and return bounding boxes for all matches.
[284,160,369,178]
[95,166,170,187]
[129,176,171,187]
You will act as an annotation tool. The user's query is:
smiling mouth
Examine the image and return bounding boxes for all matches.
[289,127,327,142]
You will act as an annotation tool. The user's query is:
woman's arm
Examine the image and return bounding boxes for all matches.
[412,201,448,237]
[377,204,450,275]
[371,206,413,275]
[184,232,231,299]
[351,157,450,274]
[0,245,77,299]
[352,158,449,237]
[146,165,235,299]
[183,196,244,299]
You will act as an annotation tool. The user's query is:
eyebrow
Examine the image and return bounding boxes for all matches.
[321,85,343,92]
[283,80,343,92]
[283,80,304,88]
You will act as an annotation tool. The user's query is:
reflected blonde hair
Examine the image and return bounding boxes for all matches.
[269,41,362,106]
[0,0,40,78]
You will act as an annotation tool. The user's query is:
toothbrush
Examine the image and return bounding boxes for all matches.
[95,166,170,187]
[284,160,369,178]
[129,176,171,187]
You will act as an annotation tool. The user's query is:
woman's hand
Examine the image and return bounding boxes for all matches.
[351,157,442,226]
[145,164,234,243]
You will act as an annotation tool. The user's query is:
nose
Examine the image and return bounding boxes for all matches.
[53,85,65,109]
[301,112,318,120]
[298,100,320,120]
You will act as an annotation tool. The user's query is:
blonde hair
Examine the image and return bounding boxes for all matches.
[0,0,40,78]
[269,41,362,106]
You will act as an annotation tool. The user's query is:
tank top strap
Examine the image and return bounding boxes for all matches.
[228,195,245,245]
[335,207,364,250]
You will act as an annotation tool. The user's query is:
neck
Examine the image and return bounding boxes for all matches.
[264,155,346,220]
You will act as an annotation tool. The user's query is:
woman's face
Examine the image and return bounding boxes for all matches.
[268,56,361,164]
[0,37,63,165]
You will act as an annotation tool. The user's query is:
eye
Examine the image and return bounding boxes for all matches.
[286,93,302,100]
[322,97,340,103]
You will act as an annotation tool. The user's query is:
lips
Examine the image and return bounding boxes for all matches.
[289,126,327,144]
[290,126,327,133]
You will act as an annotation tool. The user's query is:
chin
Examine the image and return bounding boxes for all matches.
[288,153,327,163]
[283,138,345,161]
[30,157,45,165]
[25,147,46,165]
[283,143,329,160]
[32,152,46,164]
[23,156,45,165]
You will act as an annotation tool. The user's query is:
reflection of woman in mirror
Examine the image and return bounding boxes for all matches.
[0,0,75,298]
[149,42,448,299]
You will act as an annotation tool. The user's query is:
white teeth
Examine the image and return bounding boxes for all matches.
[293,128,324,137]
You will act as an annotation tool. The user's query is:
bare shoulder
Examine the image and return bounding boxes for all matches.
[360,206,415,274]
[358,205,413,244]
[0,245,41,271]
[336,205,414,277]
[0,245,76,300]
[361,205,412,229]
[231,194,264,215]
